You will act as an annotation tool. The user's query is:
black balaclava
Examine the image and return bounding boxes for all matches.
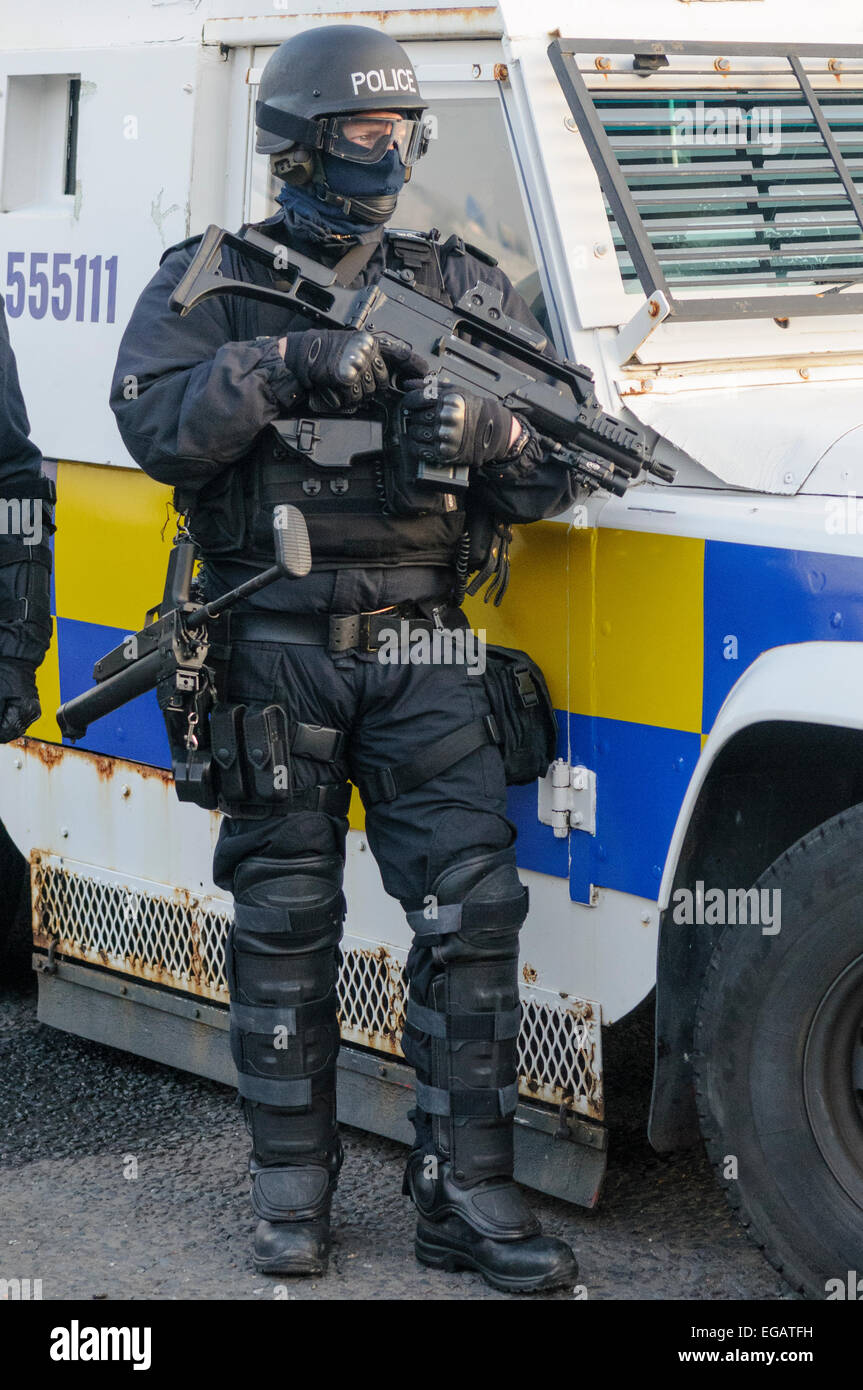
[276,145,407,257]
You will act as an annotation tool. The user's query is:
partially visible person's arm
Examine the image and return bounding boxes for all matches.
[110,241,393,495]
[109,242,305,494]
[0,298,54,741]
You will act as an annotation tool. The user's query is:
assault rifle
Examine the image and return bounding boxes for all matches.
[168,224,675,498]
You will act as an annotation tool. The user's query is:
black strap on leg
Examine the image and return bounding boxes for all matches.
[414,1079,519,1119]
[237,1074,315,1108]
[405,889,528,946]
[406,998,520,1042]
[219,780,352,820]
[360,714,500,805]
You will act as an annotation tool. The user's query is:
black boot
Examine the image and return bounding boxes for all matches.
[253,1218,330,1276]
[251,1150,342,1275]
[404,1151,578,1293]
[401,850,579,1295]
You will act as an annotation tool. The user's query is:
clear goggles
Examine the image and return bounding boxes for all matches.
[322,113,431,167]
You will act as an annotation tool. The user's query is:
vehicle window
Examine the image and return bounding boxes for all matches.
[396,95,538,291]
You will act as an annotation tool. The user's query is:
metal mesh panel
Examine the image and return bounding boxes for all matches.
[32,853,603,1119]
[32,854,230,1001]
[596,88,863,290]
[338,943,407,1059]
[519,995,600,1113]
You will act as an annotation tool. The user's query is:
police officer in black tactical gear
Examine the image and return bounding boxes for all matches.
[111,25,580,1294]
[0,300,54,744]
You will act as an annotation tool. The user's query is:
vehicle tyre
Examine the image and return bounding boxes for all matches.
[694,801,863,1298]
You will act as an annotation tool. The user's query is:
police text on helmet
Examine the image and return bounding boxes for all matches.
[350,68,417,97]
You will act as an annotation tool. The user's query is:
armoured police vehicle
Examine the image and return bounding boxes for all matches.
[1,0,862,1298]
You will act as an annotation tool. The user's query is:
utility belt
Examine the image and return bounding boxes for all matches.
[230,599,464,653]
[165,599,459,817]
[164,593,557,816]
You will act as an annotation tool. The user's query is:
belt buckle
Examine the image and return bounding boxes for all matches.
[329,606,400,654]
[362,604,403,653]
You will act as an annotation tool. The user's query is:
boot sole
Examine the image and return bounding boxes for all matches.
[253,1254,328,1277]
[415,1232,578,1295]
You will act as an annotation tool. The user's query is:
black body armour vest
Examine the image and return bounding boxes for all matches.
[184,230,467,572]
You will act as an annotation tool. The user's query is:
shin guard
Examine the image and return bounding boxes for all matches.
[404,851,528,1186]
[227,854,345,1220]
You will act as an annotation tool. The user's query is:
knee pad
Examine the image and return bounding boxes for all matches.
[406,848,528,968]
[229,845,346,978]
[234,851,345,917]
[432,848,523,909]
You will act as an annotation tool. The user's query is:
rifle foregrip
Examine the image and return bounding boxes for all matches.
[56,648,164,741]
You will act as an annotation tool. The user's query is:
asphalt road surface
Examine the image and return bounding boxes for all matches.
[0,954,789,1302]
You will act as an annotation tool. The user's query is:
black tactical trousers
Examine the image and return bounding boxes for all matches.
[212,629,526,1209]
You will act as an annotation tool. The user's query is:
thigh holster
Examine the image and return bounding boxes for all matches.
[211,702,348,819]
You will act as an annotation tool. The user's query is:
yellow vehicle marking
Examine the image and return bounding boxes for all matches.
[54,461,175,629]
[31,637,62,744]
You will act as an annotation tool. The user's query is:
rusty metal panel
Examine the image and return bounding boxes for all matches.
[338,941,409,1059]
[32,853,231,1004]
[202,7,503,47]
[32,851,604,1119]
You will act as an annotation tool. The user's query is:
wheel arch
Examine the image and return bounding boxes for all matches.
[648,641,863,1151]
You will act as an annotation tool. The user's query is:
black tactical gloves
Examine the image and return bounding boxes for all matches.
[279,329,431,412]
[281,328,389,410]
[371,335,429,387]
[0,657,41,742]
[399,383,522,473]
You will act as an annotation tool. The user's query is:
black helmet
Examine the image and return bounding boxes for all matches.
[255,26,430,224]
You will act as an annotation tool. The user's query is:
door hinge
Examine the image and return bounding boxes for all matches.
[538,759,597,839]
